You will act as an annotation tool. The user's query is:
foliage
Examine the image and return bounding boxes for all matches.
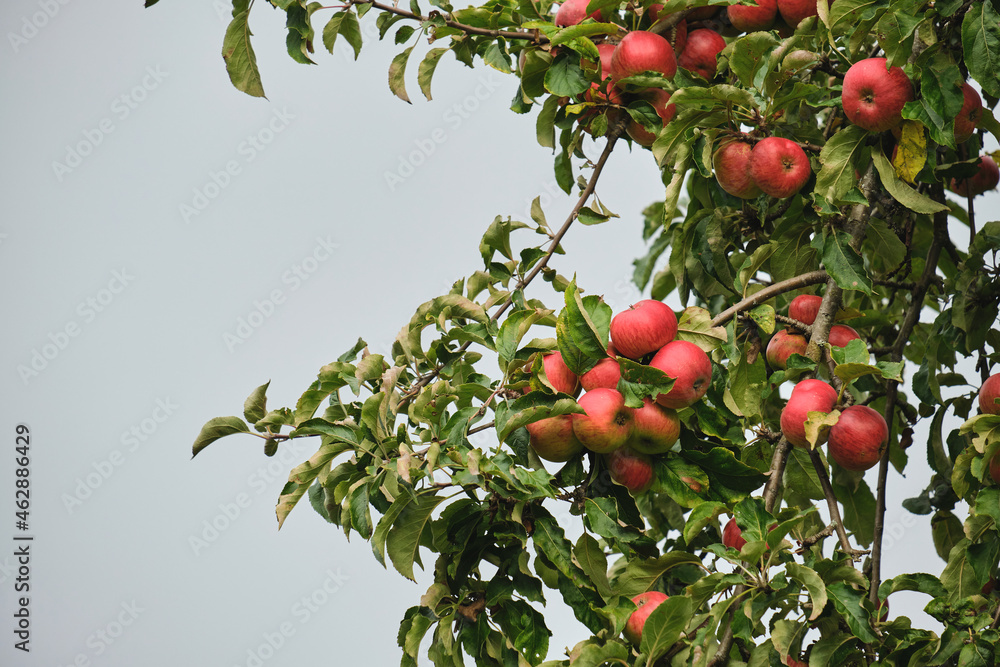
[160,0,1000,664]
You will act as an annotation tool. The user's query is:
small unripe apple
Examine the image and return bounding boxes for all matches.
[841,58,913,132]
[606,446,655,492]
[955,82,983,143]
[980,374,1000,415]
[713,138,762,199]
[629,397,681,454]
[555,0,603,26]
[728,0,777,32]
[572,388,634,453]
[828,324,861,348]
[623,591,669,645]
[950,156,1000,197]
[580,355,622,391]
[677,28,726,79]
[827,405,888,471]
[541,351,581,396]
[650,340,714,409]
[722,519,747,550]
[748,137,811,198]
[765,328,808,370]
[610,299,678,360]
[788,294,822,325]
[610,31,678,87]
[780,379,838,447]
[527,415,585,462]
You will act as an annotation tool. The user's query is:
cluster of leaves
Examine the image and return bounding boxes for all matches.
[163,0,1000,664]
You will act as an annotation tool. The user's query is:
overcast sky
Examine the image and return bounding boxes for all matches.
[2,2,998,666]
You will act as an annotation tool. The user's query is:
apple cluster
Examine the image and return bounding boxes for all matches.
[526,299,713,494]
[713,135,811,199]
[764,294,861,370]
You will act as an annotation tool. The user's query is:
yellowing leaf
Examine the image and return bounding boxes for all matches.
[893,120,926,184]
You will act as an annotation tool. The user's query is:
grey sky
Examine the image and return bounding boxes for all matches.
[2,2,997,666]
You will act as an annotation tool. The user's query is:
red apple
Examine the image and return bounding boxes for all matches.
[610,31,678,87]
[527,414,585,462]
[828,324,861,348]
[748,137,811,198]
[728,0,777,32]
[629,397,681,453]
[572,388,634,453]
[687,4,719,20]
[650,340,714,409]
[677,28,726,79]
[765,328,808,370]
[623,591,669,645]
[723,519,747,550]
[788,294,822,325]
[627,89,676,146]
[980,374,1000,415]
[713,138,762,199]
[780,379,838,447]
[776,0,818,27]
[827,404,888,471]
[841,58,913,132]
[584,43,623,105]
[955,82,983,143]
[555,0,603,26]
[610,300,678,360]
[606,446,655,492]
[951,156,1000,197]
[542,351,581,396]
[580,356,622,391]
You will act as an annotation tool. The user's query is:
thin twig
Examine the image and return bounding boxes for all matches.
[808,449,868,560]
[711,271,828,327]
[352,0,550,41]
[798,523,836,551]
[763,439,792,513]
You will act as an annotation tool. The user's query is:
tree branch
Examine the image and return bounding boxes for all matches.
[711,270,828,327]
[809,448,868,560]
[763,438,792,513]
[869,194,947,604]
[352,0,550,41]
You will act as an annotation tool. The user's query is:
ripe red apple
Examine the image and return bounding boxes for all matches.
[623,591,669,645]
[650,10,688,53]
[610,299,678,360]
[713,138,762,199]
[627,89,676,146]
[748,137,811,198]
[572,388,634,453]
[541,351,581,396]
[788,294,822,325]
[841,58,913,132]
[606,446,655,492]
[765,328,808,370]
[722,519,747,550]
[687,4,719,20]
[610,31,678,87]
[780,378,838,447]
[827,405,888,471]
[527,414,585,462]
[584,43,623,106]
[555,0,603,26]
[650,340,714,409]
[677,28,726,79]
[828,324,861,348]
[580,356,622,391]
[950,156,1000,197]
[728,0,777,32]
[979,374,1000,415]
[955,82,983,143]
[629,397,681,454]
[776,0,818,27]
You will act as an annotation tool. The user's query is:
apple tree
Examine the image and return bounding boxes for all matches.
[156,0,1000,663]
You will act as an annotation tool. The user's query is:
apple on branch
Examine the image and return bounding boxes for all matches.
[572,387,634,453]
[780,378,838,447]
[539,350,581,397]
[713,138,762,199]
[748,137,811,198]
[610,30,677,89]
[765,328,808,370]
[950,156,1000,197]
[827,405,888,471]
[841,58,913,133]
[728,0,777,33]
[623,591,669,645]
[628,397,680,454]
[677,28,726,80]
[627,89,676,147]
[605,445,655,493]
[788,294,822,325]
[828,324,861,348]
[649,340,714,409]
[555,0,604,26]
[955,82,983,143]
[527,414,585,462]
[979,373,1000,416]
[609,299,678,360]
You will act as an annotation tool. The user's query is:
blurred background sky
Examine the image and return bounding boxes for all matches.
[1,2,998,665]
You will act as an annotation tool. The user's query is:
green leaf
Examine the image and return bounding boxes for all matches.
[815,126,867,204]
[387,492,447,581]
[683,501,728,544]
[574,533,612,599]
[729,31,779,87]
[389,46,415,103]
[372,493,415,567]
[417,47,448,100]
[639,596,693,665]
[786,563,828,620]
[827,582,878,643]
[863,218,907,272]
[192,416,250,458]
[877,573,947,600]
[496,391,584,442]
[963,2,1000,98]
[557,279,610,375]
[872,150,949,214]
[544,51,589,97]
[614,552,704,597]
[812,228,872,295]
[616,357,675,408]
[243,381,270,423]
[222,0,265,97]
[493,599,550,664]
